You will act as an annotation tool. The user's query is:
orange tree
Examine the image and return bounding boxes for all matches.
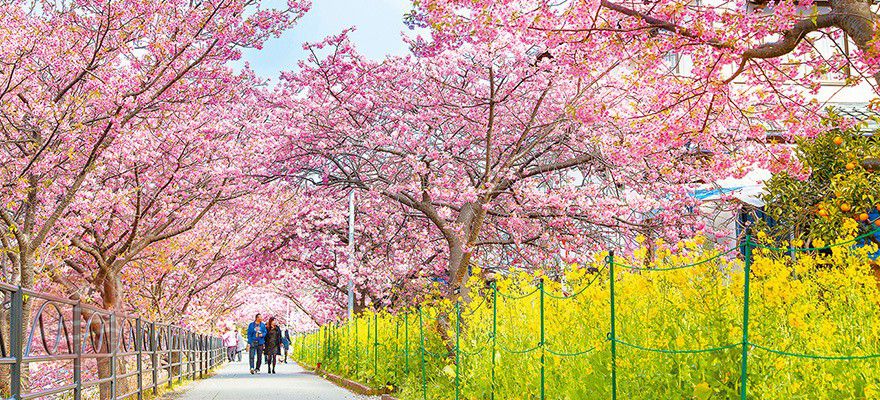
[761,112,880,244]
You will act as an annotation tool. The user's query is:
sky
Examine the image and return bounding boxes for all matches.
[240,0,414,79]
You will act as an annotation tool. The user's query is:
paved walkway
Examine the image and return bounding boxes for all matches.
[166,359,378,400]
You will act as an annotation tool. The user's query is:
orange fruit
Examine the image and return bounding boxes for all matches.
[846,162,856,170]
[818,209,829,217]
[860,213,869,221]
[841,203,852,212]
[834,136,844,145]
[876,219,880,227]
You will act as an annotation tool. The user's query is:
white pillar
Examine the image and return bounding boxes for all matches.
[347,191,356,319]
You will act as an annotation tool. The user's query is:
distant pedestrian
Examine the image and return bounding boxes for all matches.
[247,313,267,374]
[222,324,238,362]
[281,328,291,363]
[236,330,246,362]
[264,317,283,374]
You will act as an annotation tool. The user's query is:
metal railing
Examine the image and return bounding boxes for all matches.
[0,283,225,400]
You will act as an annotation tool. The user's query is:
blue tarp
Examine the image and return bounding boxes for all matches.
[856,209,880,260]
[690,186,746,201]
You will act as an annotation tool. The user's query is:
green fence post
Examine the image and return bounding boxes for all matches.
[374,313,379,381]
[419,308,427,400]
[740,233,753,400]
[355,317,360,379]
[366,316,371,377]
[539,279,545,400]
[609,250,617,400]
[491,282,498,400]
[405,312,410,375]
[348,319,352,374]
[455,302,461,400]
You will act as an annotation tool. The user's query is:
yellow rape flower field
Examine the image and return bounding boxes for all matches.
[293,234,880,399]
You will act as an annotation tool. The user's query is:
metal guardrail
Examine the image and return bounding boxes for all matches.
[0,283,225,400]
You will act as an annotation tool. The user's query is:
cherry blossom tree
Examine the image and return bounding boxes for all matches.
[1,0,307,293]
[0,0,308,395]
[122,226,244,331]
[247,190,438,320]
[53,83,270,311]
[413,0,880,136]
[268,32,767,304]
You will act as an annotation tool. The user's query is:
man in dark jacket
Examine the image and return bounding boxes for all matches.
[247,313,267,374]
[282,329,291,363]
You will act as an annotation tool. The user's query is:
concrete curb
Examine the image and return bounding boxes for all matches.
[298,363,398,398]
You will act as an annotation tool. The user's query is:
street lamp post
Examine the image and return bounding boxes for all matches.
[347,191,355,319]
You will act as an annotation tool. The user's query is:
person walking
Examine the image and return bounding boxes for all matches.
[281,328,291,363]
[247,313,267,374]
[264,317,283,374]
[222,324,238,362]
[236,330,246,362]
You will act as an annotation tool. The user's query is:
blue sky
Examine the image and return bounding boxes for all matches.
[241,0,413,79]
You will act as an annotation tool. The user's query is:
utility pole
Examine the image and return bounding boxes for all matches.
[347,191,355,319]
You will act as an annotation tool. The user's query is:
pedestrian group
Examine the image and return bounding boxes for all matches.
[221,313,291,375]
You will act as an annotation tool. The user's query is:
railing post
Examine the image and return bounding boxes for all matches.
[191,332,196,380]
[136,318,144,400]
[10,286,22,400]
[73,302,82,400]
[740,233,753,400]
[203,335,207,372]
[185,332,189,380]
[167,328,173,389]
[199,335,205,378]
[110,313,117,400]
[151,323,159,395]
[178,328,183,384]
[206,335,210,369]
[609,250,617,400]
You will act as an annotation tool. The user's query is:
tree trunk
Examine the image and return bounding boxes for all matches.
[94,271,129,400]
[828,0,880,83]
[446,202,488,299]
[18,252,33,394]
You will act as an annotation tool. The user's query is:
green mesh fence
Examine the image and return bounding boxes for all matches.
[291,228,880,399]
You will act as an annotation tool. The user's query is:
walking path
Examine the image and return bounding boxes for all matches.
[166,359,378,400]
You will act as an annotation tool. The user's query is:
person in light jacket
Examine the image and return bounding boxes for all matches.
[236,330,246,362]
[221,324,238,362]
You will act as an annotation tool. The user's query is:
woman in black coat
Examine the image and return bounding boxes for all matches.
[264,317,283,374]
